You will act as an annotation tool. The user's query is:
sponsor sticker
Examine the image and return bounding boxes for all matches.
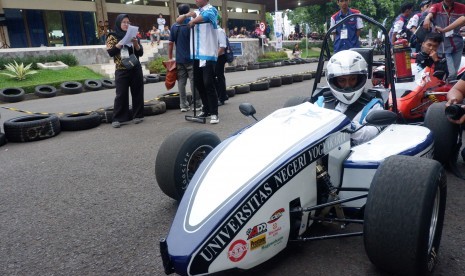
[268,208,285,224]
[246,223,267,240]
[250,234,266,251]
[228,240,247,262]
[262,236,284,250]
[268,222,282,237]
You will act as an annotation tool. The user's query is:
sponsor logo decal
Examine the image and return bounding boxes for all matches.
[250,234,266,250]
[268,223,282,237]
[246,223,267,240]
[268,208,285,224]
[189,132,349,275]
[262,236,284,250]
[228,239,248,262]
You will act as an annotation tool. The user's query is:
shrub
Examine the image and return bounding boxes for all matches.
[0,61,37,80]
[258,51,288,62]
[147,57,167,74]
[0,54,78,70]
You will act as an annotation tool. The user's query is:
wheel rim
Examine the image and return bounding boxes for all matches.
[428,186,440,253]
[183,145,215,190]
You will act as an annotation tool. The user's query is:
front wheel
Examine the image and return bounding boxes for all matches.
[364,155,447,276]
[155,128,221,200]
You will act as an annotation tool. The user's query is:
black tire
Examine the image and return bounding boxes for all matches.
[364,155,446,276]
[158,92,181,109]
[235,84,251,94]
[226,87,236,98]
[302,73,312,80]
[225,66,236,73]
[269,77,282,87]
[84,79,103,91]
[155,128,221,200]
[101,79,116,89]
[34,85,57,98]
[0,132,6,147]
[60,81,83,95]
[145,74,160,83]
[424,102,460,164]
[235,65,247,71]
[247,64,259,70]
[159,73,166,81]
[4,115,61,142]
[0,88,25,103]
[281,75,294,85]
[292,74,304,82]
[250,81,270,91]
[258,63,268,69]
[59,112,102,131]
[283,96,310,108]
[144,100,167,116]
[95,107,113,123]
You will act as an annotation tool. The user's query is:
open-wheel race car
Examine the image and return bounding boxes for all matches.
[155,14,449,276]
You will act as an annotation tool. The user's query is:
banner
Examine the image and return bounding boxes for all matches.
[274,12,283,49]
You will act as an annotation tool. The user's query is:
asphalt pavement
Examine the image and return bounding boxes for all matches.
[0,63,464,276]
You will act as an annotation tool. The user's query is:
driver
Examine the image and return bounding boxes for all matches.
[319,50,385,145]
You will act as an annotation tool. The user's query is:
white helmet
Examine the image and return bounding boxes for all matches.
[326,50,368,105]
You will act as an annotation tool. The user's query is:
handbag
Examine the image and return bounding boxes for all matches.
[162,60,177,90]
[122,54,140,70]
[225,37,235,63]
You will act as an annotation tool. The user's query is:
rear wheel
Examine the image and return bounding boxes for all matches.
[155,128,221,200]
[364,155,447,276]
[424,102,460,164]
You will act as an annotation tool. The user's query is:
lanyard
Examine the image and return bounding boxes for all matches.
[442,2,454,23]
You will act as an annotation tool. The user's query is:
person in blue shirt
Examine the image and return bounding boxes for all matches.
[177,0,219,124]
[169,4,202,112]
[389,3,414,45]
[330,0,364,53]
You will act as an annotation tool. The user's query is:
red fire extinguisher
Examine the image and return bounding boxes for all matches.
[393,38,414,82]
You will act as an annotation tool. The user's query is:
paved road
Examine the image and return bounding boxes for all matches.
[0,63,464,276]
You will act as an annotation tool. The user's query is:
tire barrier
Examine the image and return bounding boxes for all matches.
[247,64,259,70]
[234,84,251,94]
[158,92,182,109]
[281,75,294,85]
[258,63,268,69]
[0,132,6,147]
[159,73,166,81]
[59,112,102,131]
[292,74,304,82]
[96,107,114,123]
[145,74,160,83]
[101,78,116,89]
[226,87,236,98]
[144,100,167,116]
[84,79,103,91]
[269,77,282,87]
[302,73,312,80]
[0,88,25,103]
[4,114,61,142]
[60,81,83,95]
[235,65,247,71]
[34,85,57,98]
[250,81,270,91]
[225,66,236,73]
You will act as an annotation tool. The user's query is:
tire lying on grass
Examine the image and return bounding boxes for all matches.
[59,112,102,131]
[84,79,103,91]
[34,85,57,98]
[101,79,116,89]
[144,100,167,116]
[0,88,25,103]
[4,114,61,142]
[155,127,221,200]
[364,155,446,276]
[60,81,83,95]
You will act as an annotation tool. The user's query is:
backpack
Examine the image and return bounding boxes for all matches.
[225,37,235,63]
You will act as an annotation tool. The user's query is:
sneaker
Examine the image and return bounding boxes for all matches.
[210,115,219,124]
[197,111,210,118]
[195,106,203,112]
[133,118,144,124]
[112,121,121,128]
[181,107,190,112]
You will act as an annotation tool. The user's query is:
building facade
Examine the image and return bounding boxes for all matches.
[0,0,265,48]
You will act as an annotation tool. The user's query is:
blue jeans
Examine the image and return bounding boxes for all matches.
[445,50,462,80]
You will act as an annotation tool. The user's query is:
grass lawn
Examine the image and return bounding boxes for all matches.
[0,66,104,94]
[300,48,321,58]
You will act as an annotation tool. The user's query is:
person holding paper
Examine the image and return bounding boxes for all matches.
[423,0,465,80]
[106,14,145,128]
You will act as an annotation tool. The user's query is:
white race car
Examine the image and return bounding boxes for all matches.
[155,14,448,276]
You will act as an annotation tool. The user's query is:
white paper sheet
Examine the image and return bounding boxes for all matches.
[120,25,139,46]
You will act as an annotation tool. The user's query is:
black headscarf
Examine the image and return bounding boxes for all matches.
[112,14,129,41]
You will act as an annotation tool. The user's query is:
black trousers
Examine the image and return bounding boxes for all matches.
[215,54,227,103]
[194,60,218,115]
[113,66,144,122]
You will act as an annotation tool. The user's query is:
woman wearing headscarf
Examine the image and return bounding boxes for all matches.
[106,14,144,128]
